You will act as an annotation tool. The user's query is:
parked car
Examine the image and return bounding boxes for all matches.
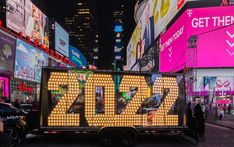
[0,102,28,147]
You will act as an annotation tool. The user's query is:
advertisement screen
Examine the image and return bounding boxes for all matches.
[6,0,25,33]
[196,22,234,67]
[55,22,69,57]
[160,6,234,72]
[48,57,59,67]
[14,39,48,83]
[127,0,184,70]
[159,12,187,73]
[6,0,49,48]
[69,46,87,68]
[0,30,16,74]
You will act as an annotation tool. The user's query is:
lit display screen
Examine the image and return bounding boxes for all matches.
[160,6,234,72]
[6,0,49,48]
[55,22,69,57]
[14,39,48,83]
[40,68,186,128]
[127,0,184,70]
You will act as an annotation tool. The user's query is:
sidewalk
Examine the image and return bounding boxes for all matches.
[206,113,234,129]
[207,120,234,129]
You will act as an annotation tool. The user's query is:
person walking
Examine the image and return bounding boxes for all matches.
[187,102,193,129]
[228,104,232,115]
[194,103,205,137]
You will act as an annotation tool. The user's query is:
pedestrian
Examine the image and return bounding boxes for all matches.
[194,103,205,137]
[219,109,224,120]
[187,102,193,129]
[228,104,232,115]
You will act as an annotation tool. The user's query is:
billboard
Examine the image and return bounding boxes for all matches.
[159,12,187,72]
[196,24,234,67]
[14,39,48,83]
[55,22,69,57]
[160,5,234,72]
[6,0,25,33]
[6,0,49,48]
[0,30,16,74]
[69,46,87,67]
[127,0,185,70]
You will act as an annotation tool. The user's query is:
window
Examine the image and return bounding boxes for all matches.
[0,104,14,113]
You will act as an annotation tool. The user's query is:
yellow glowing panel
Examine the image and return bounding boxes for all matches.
[48,72,80,127]
[152,77,179,126]
[85,74,115,126]
[116,75,148,126]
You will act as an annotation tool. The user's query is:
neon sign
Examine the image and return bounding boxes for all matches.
[17,82,33,93]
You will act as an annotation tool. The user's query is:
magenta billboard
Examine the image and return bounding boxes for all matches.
[160,11,187,73]
[160,6,234,72]
[197,24,234,67]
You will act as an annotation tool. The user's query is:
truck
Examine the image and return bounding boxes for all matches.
[37,67,195,146]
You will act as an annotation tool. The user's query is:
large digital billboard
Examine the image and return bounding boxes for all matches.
[196,24,234,67]
[6,0,49,48]
[159,12,187,72]
[55,22,69,57]
[0,30,16,74]
[14,39,48,83]
[127,0,185,70]
[6,0,25,33]
[160,5,234,72]
[69,46,87,68]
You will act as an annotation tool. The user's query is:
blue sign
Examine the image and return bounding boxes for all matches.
[14,39,48,83]
[69,46,87,67]
[55,22,69,57]
[114,25,123,33]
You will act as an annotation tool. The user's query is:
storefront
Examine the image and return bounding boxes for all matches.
[0,30,16,100]
[10,78,40,103]
[186,68,234,118]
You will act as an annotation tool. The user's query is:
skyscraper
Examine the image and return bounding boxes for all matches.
[64,0,98,64]
[112,0,136,70]
[40,0,97,65]
[113,1,124,70]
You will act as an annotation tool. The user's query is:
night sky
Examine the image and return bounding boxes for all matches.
[37,0,136,70]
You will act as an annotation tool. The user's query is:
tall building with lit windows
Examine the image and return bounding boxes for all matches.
[64,0,98,65]
[113,1,125,70]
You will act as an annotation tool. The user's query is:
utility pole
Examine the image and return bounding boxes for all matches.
[188,35,198,100]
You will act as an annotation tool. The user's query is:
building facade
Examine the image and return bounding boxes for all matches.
[64,0,98,65]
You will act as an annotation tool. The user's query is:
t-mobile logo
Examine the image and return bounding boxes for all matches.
[187,9,192,17]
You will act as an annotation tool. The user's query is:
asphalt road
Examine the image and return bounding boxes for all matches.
[18,123,234,147]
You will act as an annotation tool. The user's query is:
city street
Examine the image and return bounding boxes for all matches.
[18,123,234,147]
[1,1,234,147]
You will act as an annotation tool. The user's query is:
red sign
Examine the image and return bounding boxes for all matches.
[215,100,231,104]
[17,82,33,93]
[177,0,185,10]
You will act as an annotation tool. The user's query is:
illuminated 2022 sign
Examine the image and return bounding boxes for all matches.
[47,72,179,127]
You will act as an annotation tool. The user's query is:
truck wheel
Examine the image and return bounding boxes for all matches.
[5,126,20,147]
[119,128,138,146]
[98,129,116,146]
